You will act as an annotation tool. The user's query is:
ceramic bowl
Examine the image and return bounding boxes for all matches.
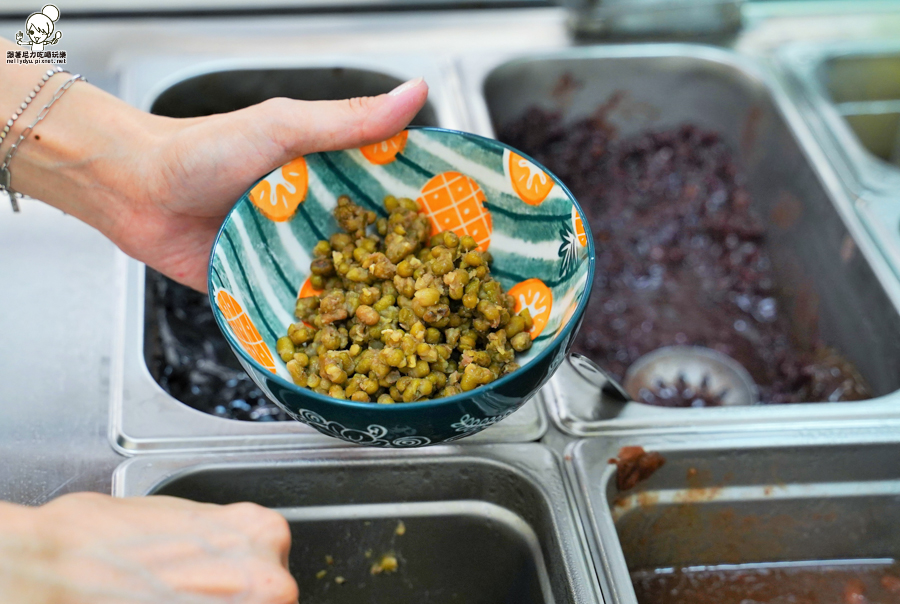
[208,127,594,447]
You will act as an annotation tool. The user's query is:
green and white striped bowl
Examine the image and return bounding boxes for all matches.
[208,127,594,447]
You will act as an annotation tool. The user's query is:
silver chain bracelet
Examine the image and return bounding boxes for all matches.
[1,73,86,212]
[0,67,67,150]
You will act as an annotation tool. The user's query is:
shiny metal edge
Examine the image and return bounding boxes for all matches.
[857,192,900,282]
[776,40,900,198]
[274,498,558,604]
[775,41,900,282]
[451,43,900,436]
[458,43,772,137]
[112,443,604,604]
[109,52,547,453]
[119,52,468,132]
[564,427,900,604]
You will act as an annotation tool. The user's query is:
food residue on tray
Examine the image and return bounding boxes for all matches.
[636,372,730,407]
[334,576,346,585]
[395,520,406,536]
[499,103,871,405]
[145,269,290,422]
[370,553,400,576]
[631,561,900,604]
[609,445,666,491]
[883,574,900,594]
[278,195,535,403]
[315,569,327,580]
[846,578,867,604]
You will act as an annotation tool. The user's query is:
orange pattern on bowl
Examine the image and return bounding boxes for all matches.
[508,278,553,338]
[216,290,276,373]
[417,171,492,251]
[360,130,408,165]
[508,151,554,206]
[250,157,308,222]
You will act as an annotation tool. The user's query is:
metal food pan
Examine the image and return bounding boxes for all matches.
[113,444,600,604]
[778,41,900,286]
[778,41,900,197]
[457,44,900,436]
[109,55,546,454]
[566,430,900,604]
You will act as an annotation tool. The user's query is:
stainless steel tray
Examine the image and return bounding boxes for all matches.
[778,41,900,197]
[566,428,900,604]
[6,2,899,505]
[113,444,601,604]
[109,53,547,454]
[110,44,900,450]
[456,44,900,436]
[778,41,900,283]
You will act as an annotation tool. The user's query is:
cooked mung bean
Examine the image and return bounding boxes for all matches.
[283,195,533,403]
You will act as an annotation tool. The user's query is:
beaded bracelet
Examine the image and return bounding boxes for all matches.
[1,73,86,213]
[0,67,66,150]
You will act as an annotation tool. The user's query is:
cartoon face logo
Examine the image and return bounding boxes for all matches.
[15,5,62,52]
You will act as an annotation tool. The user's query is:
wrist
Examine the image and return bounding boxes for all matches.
[0,68,67,154]
[0,500,40,536]
[0,502,59,604]
[7,79,166,240]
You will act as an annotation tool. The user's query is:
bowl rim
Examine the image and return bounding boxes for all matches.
[207,125,596,412]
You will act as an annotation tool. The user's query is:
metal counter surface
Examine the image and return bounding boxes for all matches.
[2,3,900,505]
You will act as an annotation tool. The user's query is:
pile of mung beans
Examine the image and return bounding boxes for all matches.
[275,195,534,403]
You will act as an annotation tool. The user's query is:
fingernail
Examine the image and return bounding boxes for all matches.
[389,77,424,97]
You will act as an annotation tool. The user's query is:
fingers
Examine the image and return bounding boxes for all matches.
[149,501,297,603]
[123,494,219,510]
[151,554,298,604]
[39,494,299,604]
[217,502,293,565]
[246,76,428,167]
[127,77,426,294]
[131,498,293,564]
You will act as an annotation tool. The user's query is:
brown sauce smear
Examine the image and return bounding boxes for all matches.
[499,106,870,404]
[631,562,900,604]
[609,446,666,491]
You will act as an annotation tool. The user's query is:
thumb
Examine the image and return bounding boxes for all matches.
[245,77,428,166]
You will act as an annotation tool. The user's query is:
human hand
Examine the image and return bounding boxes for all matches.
[0,38,428,291]
[115,77,428,291]
[0,493,297,604]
